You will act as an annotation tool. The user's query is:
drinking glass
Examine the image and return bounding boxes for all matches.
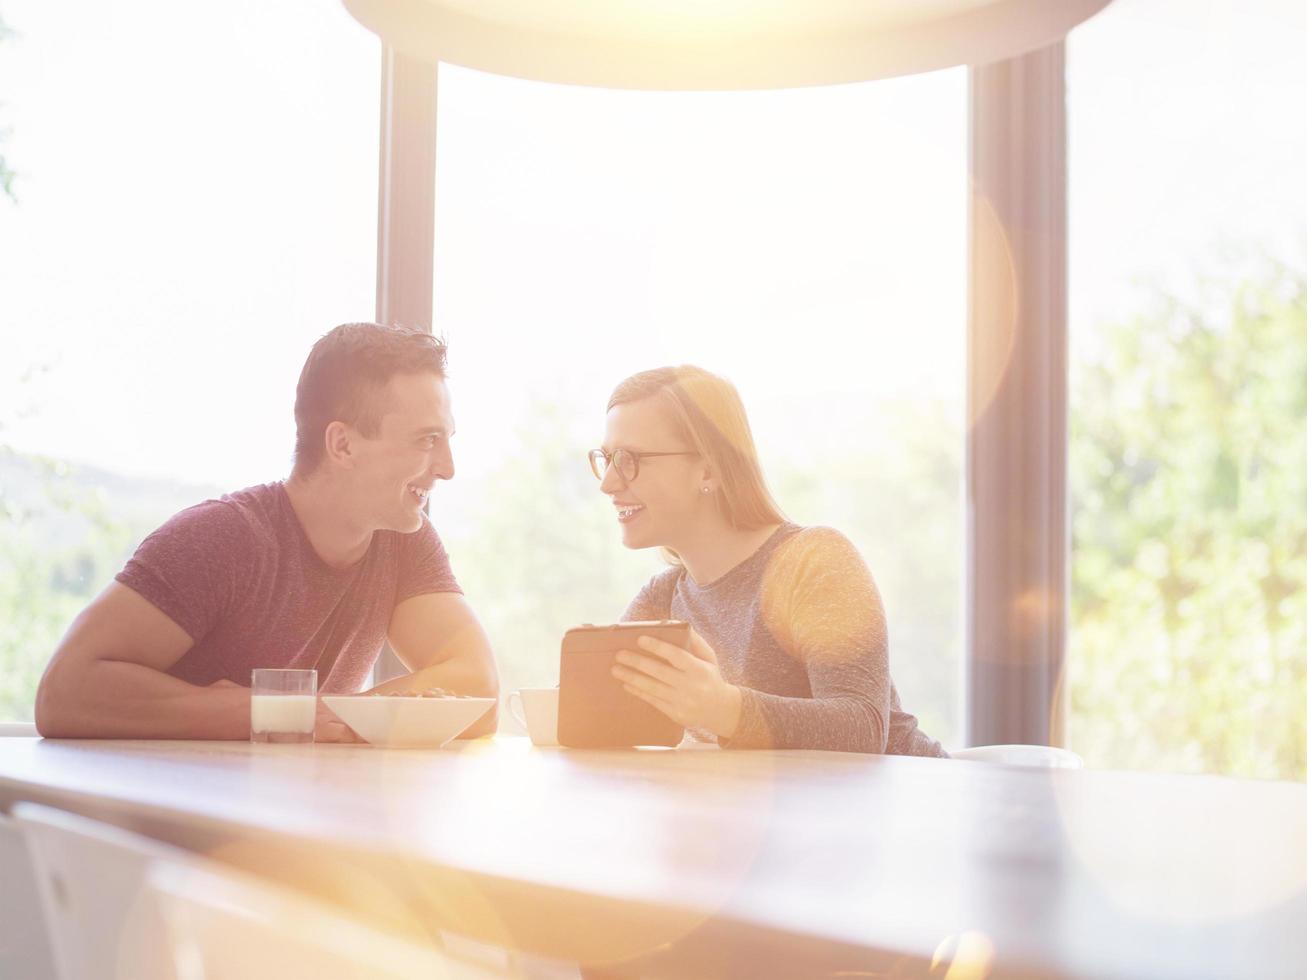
[250,668,317,743]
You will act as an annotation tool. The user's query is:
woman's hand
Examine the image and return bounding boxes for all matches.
[612,629,742,739]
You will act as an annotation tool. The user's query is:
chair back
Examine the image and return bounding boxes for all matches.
[148,861,505,980]
[15,802,511,980]
[0,813,59,980]
[950,744,1084,768]
[12,802,180,980]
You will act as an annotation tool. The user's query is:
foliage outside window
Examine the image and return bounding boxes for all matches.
[1070,261,1307,780]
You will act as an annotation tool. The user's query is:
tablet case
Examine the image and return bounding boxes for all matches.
[558,621,689,748]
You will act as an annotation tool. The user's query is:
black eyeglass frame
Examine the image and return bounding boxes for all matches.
[588,448,697,482]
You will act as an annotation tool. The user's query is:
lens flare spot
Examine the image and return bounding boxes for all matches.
[930,930,996,980]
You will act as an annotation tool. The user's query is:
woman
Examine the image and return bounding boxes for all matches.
[591,365,946,756]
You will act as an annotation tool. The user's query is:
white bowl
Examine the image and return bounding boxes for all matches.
[321,696,494,748]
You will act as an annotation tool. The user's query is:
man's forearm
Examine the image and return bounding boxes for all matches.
[36,659,251,740]
[365,655,500,737]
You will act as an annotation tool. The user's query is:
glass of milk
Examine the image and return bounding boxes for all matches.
[250,669,318,743]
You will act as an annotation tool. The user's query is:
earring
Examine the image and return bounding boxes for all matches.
[701,485,711,494]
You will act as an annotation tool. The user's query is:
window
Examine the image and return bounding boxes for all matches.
[1067,0,1307,778]
[0,0,377,720]
[3,4,968,743]
[431,66,967,744]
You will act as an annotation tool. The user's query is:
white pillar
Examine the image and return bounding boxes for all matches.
[374,46,439,683]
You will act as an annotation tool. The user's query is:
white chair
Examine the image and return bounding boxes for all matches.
[149,861,506,980]
[0,722,38,736]
[14,802,511,980]
[0,812,58,980]
[950,744,1084,769]
[12,802,181,980]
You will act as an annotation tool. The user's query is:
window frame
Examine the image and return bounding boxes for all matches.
[372,44,1071,743]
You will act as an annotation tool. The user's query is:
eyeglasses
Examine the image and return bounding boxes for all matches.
[588,448,697,482]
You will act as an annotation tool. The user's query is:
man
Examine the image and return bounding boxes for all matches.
[35,323,499,741]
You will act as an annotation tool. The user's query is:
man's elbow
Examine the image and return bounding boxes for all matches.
[457,653,500,738]
[472,658,500,700]
[34,668,74,738]
[456,671,498,704]
[463,641,500,699]
[33,645,101,739]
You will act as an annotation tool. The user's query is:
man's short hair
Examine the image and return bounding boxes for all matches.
[293,323,448,473]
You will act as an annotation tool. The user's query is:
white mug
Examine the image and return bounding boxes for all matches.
[508,688,559,746]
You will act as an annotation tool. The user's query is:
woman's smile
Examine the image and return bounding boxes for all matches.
[614,501,645,524]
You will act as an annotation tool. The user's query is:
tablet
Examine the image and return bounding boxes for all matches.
[557,621,688,748]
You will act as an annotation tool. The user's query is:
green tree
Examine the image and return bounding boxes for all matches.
[0,13,17,201]
[1070,259,1307,780]
[0,443,217,720]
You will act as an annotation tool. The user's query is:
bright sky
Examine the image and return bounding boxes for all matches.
[1,0,1305,494]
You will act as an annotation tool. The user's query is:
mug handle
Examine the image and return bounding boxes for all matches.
[508,691,527,731]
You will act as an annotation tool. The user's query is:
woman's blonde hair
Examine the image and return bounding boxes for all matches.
[607,365,786,530]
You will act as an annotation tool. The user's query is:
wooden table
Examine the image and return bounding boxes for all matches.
[2,736,1304,979]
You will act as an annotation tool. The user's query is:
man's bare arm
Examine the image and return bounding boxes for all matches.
[376,592,501,737]
[34,583,354,741]
[35,582,250,739]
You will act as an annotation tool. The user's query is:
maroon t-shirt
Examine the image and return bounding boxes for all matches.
[115,482,461,693]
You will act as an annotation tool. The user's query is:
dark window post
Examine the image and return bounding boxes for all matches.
[966,42,1069,747]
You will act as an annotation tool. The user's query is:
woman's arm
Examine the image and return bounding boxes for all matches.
[612,529,903,753]
[728,528,892,752]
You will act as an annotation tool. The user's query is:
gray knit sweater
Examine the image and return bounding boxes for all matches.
[622,523,947,756]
